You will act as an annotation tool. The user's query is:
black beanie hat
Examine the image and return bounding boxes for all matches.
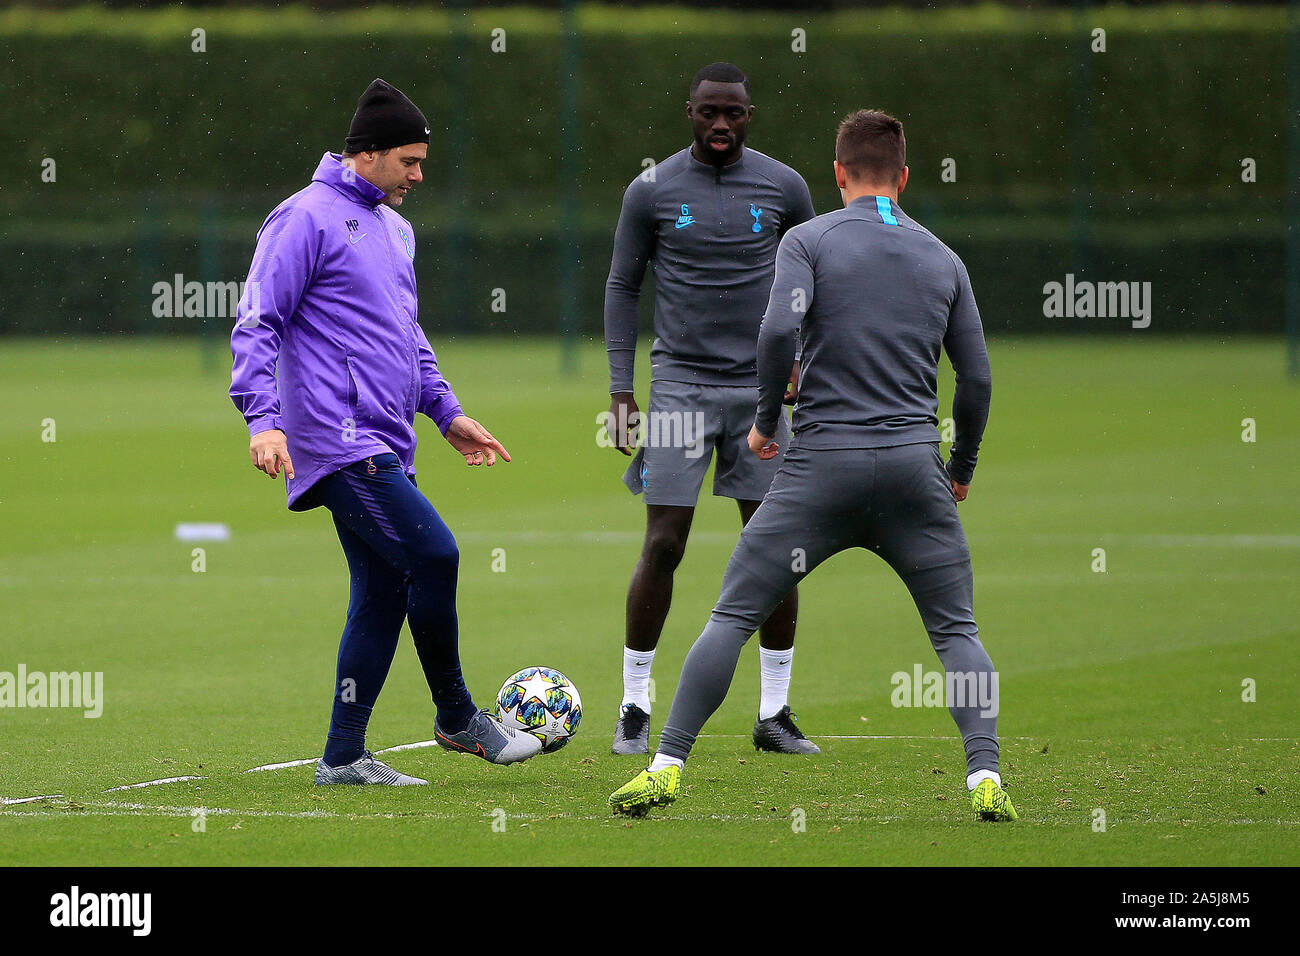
[344,78,431,153]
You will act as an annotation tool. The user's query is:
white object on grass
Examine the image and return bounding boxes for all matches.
[174,523,231,542]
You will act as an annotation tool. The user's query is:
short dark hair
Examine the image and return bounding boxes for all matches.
[835,109,906,184]
[690,62,751,99]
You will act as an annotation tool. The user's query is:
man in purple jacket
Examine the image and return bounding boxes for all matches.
[230,78,542,785]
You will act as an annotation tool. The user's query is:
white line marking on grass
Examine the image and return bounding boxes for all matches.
[2,794,63,805]
[244,757,317,773]
[239,736,963,778]
[244,739,441,774]
[16,807,920,825]
[103,801,342,819]
[103,775,205,793]
[4,801,1296,828]
[0,805,865,823]
[375,739,439,754]
[191,730,1300,787]
[248,732,1272,777]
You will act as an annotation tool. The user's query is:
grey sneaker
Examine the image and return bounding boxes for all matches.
[753,706,821,755]
[612,703,651,755]
[314,750,428,786]
[435,710,542,765]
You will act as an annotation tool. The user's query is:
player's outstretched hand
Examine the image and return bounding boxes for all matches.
[748,424,779,460]
[784,359,801,405]
[250,428,294,480]
[607,392,640,456]
[445,415,511,466]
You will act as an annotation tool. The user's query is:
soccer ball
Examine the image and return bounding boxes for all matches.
[493,666,582,753]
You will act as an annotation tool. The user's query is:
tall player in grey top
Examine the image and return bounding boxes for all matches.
[610,110,1018,823]
[603,63,819,756]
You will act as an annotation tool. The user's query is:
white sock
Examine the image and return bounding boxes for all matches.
[649,752,684,772]
[758,646,794,720]
[967,769,1002,791]
[621,647,655,712]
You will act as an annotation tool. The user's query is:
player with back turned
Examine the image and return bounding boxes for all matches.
[610,109,1018,822]
[603,62,819,756]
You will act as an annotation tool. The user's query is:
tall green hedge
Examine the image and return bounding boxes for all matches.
[1,4,1291,334]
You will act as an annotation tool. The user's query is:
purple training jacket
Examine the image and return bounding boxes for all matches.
[230,152,463,510]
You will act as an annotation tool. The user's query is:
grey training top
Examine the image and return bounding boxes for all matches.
[755,195,992,485]
[604,146,816,392]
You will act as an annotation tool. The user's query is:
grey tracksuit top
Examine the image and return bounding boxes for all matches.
[755,194,992,485]
[603,146,816,392]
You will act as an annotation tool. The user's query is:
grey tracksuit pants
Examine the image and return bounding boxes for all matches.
[657,441,1000,775]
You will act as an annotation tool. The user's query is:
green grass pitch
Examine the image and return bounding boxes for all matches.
[0,335,1295,865]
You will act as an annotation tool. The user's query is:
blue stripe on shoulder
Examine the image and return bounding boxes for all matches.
[876,195,899,225]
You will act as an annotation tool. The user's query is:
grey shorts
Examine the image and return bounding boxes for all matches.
[621,379,792,507]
